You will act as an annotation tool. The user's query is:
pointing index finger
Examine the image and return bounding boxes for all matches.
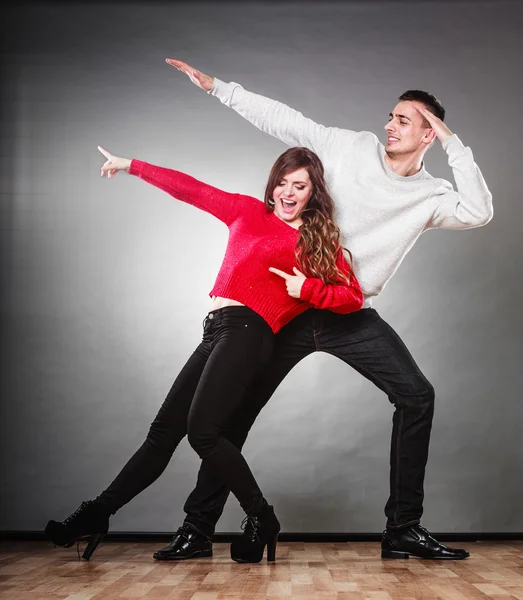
[98,146,111,159]
[269,267,290,280]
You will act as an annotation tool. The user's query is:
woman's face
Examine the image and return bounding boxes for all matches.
[271,167,313,227]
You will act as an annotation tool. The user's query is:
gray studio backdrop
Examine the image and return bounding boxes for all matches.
[1,1,522,534]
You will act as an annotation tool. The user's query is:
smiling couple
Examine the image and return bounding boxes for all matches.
[45,58,492,563]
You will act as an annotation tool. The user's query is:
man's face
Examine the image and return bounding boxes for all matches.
[384,101,433,156]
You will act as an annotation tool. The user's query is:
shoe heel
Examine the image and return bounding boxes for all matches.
[381,549,410,559]
[266,534,278,562]
[82,533,105,561]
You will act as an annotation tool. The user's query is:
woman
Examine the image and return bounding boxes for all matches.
[45,146,363,563]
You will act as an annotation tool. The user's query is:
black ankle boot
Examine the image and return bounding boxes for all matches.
[45,500,110,560]
[153,523,212,561]
[230,505,280,563]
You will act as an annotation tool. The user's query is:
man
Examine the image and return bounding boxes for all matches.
[154,58,493,561]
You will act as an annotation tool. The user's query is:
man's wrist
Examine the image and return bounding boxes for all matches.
[208,77,218,95]
[441,133,460,151]
[439,129,453,143]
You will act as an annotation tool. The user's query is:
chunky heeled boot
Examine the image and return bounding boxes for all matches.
[45,500,110,560]
[230,505,280,563]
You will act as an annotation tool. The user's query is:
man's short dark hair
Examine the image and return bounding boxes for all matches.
[399,90,445,121]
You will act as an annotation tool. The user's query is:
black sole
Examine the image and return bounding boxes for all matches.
[153,549,213,561]
[382,550,470,560]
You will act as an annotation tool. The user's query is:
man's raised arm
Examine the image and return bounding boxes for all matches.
[414,105,494,230]
[166,59,354,160]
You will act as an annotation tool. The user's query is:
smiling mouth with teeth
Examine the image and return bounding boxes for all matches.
[282,199,297,208]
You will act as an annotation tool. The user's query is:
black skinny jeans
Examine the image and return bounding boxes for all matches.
[183,308,435,536]
[95,306,274,517]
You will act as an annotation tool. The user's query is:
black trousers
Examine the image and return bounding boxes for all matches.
[183,308,435,536]
[95,306,274,517]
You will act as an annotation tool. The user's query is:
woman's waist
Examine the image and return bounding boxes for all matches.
[209,280,309,334]
[210,296,245,310]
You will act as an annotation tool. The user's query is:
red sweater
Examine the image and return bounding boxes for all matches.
[129,160,363,333]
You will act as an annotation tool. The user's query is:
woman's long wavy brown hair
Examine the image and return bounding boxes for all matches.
[264,147,352,284]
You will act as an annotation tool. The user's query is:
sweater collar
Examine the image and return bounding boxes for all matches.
[379,144,428,182]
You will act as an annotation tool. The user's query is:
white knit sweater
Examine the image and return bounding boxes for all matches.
[211,79,493,307]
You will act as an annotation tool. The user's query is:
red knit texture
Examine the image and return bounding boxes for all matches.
[130,160,363,332]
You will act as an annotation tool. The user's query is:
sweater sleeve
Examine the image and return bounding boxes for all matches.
[210,79,357,161]
[299,253,363,314]
[129,159,253,226]
[426,134,493,230]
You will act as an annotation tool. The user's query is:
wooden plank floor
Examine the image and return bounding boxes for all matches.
[1,540,523,600]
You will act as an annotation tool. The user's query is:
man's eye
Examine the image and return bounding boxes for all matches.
[400,121,408,125]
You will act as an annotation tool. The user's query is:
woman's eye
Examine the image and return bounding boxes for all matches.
[296,186,305,191]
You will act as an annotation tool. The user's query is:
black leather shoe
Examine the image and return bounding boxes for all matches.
[45,500,110,561]
[153,523,212,561]
[230,505,280,564]
[382,524,470,560]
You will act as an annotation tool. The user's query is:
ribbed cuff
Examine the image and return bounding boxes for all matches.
[128,158,145,177]
[442,133,464,154]
[299,278,318,303]
[210,77,227,98]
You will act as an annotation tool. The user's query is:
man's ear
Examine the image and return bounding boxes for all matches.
[422,128,437,146]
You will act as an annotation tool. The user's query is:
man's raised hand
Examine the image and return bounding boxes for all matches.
[414,104,453,143]
[98,146,132,178]
[269,267,307,299]
[165,59,214,92]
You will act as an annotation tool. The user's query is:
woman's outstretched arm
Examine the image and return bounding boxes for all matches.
[98,146,256,226]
